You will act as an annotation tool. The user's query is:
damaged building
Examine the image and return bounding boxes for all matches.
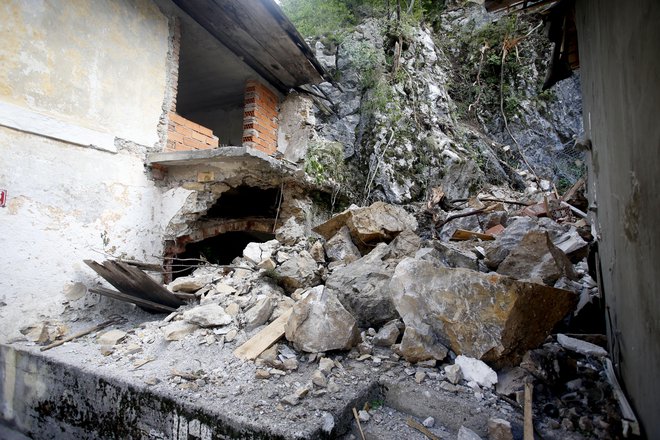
[0,0,329,339]
[0,0,659,439]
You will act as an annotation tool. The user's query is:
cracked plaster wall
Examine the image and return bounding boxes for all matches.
[0,1,182,343]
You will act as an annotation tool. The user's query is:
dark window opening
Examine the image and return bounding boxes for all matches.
[204,186,280,220]
[172,231,275,279]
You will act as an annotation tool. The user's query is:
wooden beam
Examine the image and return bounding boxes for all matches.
[234,309,292,360]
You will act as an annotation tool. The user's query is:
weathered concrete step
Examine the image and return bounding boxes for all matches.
[0,344,379,439]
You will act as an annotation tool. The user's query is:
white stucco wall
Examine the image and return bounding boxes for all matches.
[0,1,180,341]
[0,0,169,147]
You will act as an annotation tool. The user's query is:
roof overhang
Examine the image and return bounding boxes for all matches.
[172,0,330,93]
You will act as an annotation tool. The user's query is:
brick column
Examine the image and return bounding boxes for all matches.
[242,80,279,155]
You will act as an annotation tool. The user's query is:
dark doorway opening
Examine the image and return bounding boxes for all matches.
[171,231,275,279]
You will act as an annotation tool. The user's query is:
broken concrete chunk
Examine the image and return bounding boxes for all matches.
[276,251,320,293]
[372,320,401,347]
[455,355,497,388]
[324,242,398,328]
[243,239,280,265]
[285,286,360,352]
[324,226,361,263]
[163,321,198,341]
[487,418,513,440]
[97,329,127,346]
[182,304,232,327]
[497,230,576,285]
[390,258,576,366]
[557,334,608,357]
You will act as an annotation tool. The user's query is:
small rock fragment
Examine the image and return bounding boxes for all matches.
[372,320,401,346]
[255,369,271,379]
[358,410,371,422]
[414,371,426,383]
[244,297,275,331]
[319,357,335,374]
[487,418,513,440]
[422,417,435,428]
[444,363,463,385]
[557,333,608,357]
[457,426,482,440]
[163,321,198,341]
[97,329,127,346]
[455,356,497,388]
[282,358,299,371]
[312,370,328,387]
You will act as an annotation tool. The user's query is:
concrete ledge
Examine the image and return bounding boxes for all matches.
[146,147,294,171]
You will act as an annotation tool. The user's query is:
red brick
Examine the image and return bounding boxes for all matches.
[175,125,193,137]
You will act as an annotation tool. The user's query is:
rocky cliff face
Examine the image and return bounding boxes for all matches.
[301,3,583,204]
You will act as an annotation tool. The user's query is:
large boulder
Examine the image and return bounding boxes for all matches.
[313,202,418,252]
[324,243,399,328]
[497,230,577,285]
[285,286,360,352]
[484,217,538,269]
[390,258,577,367]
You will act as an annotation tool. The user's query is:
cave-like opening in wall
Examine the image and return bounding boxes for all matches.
[165,185,281,280]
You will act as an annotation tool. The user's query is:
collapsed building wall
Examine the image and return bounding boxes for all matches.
[0,0,326,344]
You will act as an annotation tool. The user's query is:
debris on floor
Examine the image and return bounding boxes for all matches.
[17,189,631,438]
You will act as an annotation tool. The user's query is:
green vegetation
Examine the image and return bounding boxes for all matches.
[443,15,528,120]
[304,141,346,186]
[280,0,446,39]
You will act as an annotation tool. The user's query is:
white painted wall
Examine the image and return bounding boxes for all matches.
[0,129,188,341]
[0,1,182,342]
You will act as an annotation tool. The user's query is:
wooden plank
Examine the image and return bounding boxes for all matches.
[84,260,184,308]
[234,309,292,360]
[524,382,534,440]
[116,262,183,307]
[89,287,177,313]
[450,229,496,241]
[604,359,641,436]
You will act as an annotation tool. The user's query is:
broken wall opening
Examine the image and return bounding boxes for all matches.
[165,185,281,280]
[172,230,275,278]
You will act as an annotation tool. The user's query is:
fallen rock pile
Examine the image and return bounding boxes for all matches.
[35,189,622,438]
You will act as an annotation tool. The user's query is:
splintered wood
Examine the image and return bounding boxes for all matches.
[233,309,292,360]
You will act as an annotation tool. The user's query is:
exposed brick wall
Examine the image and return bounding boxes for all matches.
[166,112,218,152]
[242,80,279,155]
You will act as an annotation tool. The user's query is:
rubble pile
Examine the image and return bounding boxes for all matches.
[22,182,627,439]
